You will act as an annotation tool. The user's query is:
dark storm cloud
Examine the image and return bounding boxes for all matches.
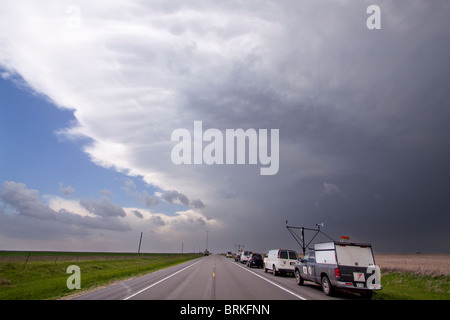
[183,0,450,253]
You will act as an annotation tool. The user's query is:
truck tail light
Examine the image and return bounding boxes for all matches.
[334,268,341,280]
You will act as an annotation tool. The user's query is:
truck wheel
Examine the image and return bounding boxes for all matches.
[264,264,267,273]
[272,265,278,276]
[295,270,304,286]
[321,276,334,296]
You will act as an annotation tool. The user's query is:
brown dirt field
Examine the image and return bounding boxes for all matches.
[374,253,450,277]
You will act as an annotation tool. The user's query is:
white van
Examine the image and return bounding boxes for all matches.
[264,249,298,275]
[240,251,253,264]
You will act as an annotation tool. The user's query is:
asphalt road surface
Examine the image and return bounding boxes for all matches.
[72,254,346,300]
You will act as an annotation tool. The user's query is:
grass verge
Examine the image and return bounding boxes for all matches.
[0,253,201,300]
[373,271,450,300]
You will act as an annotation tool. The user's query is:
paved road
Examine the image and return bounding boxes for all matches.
[72,254,343,300]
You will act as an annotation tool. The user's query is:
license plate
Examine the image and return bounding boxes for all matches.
[290,262,295,265]
[353,272,365,282]
[356,282,364,288]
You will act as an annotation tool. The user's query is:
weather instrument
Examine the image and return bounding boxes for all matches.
[285,221,334,256]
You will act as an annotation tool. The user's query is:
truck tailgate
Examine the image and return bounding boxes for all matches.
[339,266,370,283]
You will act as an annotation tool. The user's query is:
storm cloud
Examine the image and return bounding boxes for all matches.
[0,1,449,253]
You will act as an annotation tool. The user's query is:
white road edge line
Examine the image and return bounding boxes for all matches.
[227,258,307,300]
[122,258,203,300]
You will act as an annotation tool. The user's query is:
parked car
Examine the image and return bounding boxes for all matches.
[246,253,264,268]
[226,251,232,258]
[294,239,382,298]
[240,250,253,264]
[264,249,298,276]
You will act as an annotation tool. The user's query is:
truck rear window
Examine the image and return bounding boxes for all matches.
[280,250,297,259]
[336,245,374,267]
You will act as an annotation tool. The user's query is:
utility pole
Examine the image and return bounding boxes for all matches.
[137,232,143,256]
[205,230,209,251]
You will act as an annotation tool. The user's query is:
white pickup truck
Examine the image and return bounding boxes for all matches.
[294,240,382,298]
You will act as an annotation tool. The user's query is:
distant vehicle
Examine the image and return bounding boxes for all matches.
[226,251,232,258]
[246,253,264,268]
[294,238,382,298]
[240,251,253,264]
[234,250,242,262]
[264,249,298,276]
[204,250,210,256]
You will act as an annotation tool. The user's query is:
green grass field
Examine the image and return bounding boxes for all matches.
[0,251,201,300]
[373,271,449,300]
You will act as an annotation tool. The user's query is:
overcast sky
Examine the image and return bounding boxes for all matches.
[0,1,449,254]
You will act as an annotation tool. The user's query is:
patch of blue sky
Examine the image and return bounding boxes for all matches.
[0,75,166,212]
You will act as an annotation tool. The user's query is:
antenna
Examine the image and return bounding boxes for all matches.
[285,221,334,255]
